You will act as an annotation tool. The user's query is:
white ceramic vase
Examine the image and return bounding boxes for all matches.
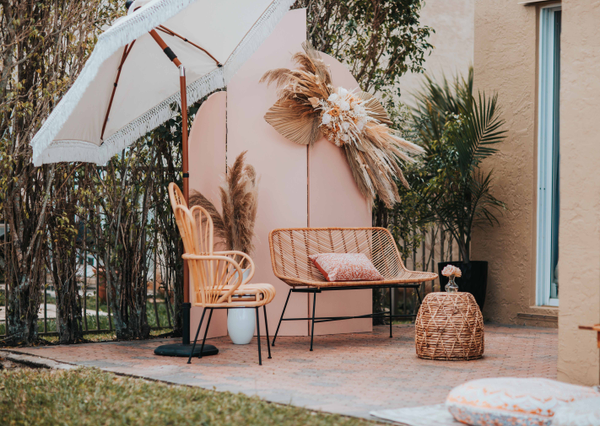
[227,269,255,345]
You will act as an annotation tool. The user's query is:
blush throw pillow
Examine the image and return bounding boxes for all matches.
[309,253,384,282]
[446,378,600,426]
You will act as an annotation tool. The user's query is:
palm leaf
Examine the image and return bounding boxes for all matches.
[412,67,507,262]
[455,90,507,173]
[264,100,321,146]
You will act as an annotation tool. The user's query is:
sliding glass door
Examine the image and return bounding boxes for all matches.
[536,6,561,307]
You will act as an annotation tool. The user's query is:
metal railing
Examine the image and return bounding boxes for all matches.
[0,217,460,336]
[0,216,175,338]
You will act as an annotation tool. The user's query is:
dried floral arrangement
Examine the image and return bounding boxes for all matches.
[260,43,423,208]
[189,151,259,255]
[441,264,462,278]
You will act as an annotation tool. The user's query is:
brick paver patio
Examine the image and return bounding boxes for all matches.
[10,324,557,419]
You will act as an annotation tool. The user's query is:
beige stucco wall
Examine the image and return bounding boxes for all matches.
[557,0,600,386]
[472,0,558,328]
[398,0,474,106]
[473,0,600,385]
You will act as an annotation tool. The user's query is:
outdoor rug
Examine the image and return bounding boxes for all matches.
[370,404,462,426]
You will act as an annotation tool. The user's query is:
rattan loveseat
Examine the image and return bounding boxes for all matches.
[268,227,438,350]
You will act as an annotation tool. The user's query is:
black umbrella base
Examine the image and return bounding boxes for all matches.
[154,343,218,357]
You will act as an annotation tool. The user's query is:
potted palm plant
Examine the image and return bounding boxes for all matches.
[412,69,507,310]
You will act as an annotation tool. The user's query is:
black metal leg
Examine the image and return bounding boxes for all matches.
[198,308,213,360]
[310,291,317,351]
[263,305,272,359]
[188,308,206,364]
[389,286,393,338]
[272,288,292,346]
[255,307,262,365]
[415,286,423,321]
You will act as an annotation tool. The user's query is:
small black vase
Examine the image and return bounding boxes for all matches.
[438,261,488,311]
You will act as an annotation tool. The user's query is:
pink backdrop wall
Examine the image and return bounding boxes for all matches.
[188,9,371,338]
[188,91,227,338]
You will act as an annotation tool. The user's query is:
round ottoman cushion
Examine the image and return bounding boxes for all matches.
[551,396,600,426]
[446,378,600,426]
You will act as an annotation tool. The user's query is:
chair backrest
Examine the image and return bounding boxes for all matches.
[169,182,215,255]
[173,204,242,305]
[174,205,215,256]
[168,182,187,211]
[269,227,406,282]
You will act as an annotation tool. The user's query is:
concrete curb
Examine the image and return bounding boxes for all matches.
[0,349,78,370]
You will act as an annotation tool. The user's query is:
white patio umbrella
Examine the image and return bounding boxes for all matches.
[32,0,294,166]
[30,0,295,356]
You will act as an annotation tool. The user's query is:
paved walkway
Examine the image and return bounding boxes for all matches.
[10,324,557,419]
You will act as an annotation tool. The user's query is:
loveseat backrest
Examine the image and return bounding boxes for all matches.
[268,227,405,283]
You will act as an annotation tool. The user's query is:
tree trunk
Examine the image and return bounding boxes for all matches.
[48,170,84,344]
[92,158,152,341]
[54,272,84,344]
[4,181,48,345]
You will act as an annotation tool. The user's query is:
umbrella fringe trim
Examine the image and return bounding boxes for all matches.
[33,69,224,166]
[99,68,224,164]
[30,140,106,165]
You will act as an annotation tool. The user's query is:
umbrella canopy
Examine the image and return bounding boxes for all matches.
[30,0,294,166]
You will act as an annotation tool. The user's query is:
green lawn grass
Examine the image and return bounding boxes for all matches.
[0,368,381,426]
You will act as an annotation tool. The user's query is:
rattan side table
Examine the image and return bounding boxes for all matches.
[415,292,484,361]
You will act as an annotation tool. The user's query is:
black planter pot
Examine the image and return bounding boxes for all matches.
[437,261,488,311]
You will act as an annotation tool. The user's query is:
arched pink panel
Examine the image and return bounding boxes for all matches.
[188,9,372,338]
[188,91,227,339]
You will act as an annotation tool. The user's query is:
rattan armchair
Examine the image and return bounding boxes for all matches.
[169,183,276,365]
[269,227,438,350]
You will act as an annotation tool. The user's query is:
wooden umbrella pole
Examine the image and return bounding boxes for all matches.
[180,64,190,309]
[180,65,189,202]
[150,29,190,305]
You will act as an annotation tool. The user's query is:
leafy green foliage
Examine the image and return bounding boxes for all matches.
[0,0,122,345]
[411,69,507,262]
[295,0,433,94]
[0,368,381,426]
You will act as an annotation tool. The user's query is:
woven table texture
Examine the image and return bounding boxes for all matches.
[415,292,484,361]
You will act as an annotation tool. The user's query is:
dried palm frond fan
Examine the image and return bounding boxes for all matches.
[189,151,259,255]
[260,43,423,208]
